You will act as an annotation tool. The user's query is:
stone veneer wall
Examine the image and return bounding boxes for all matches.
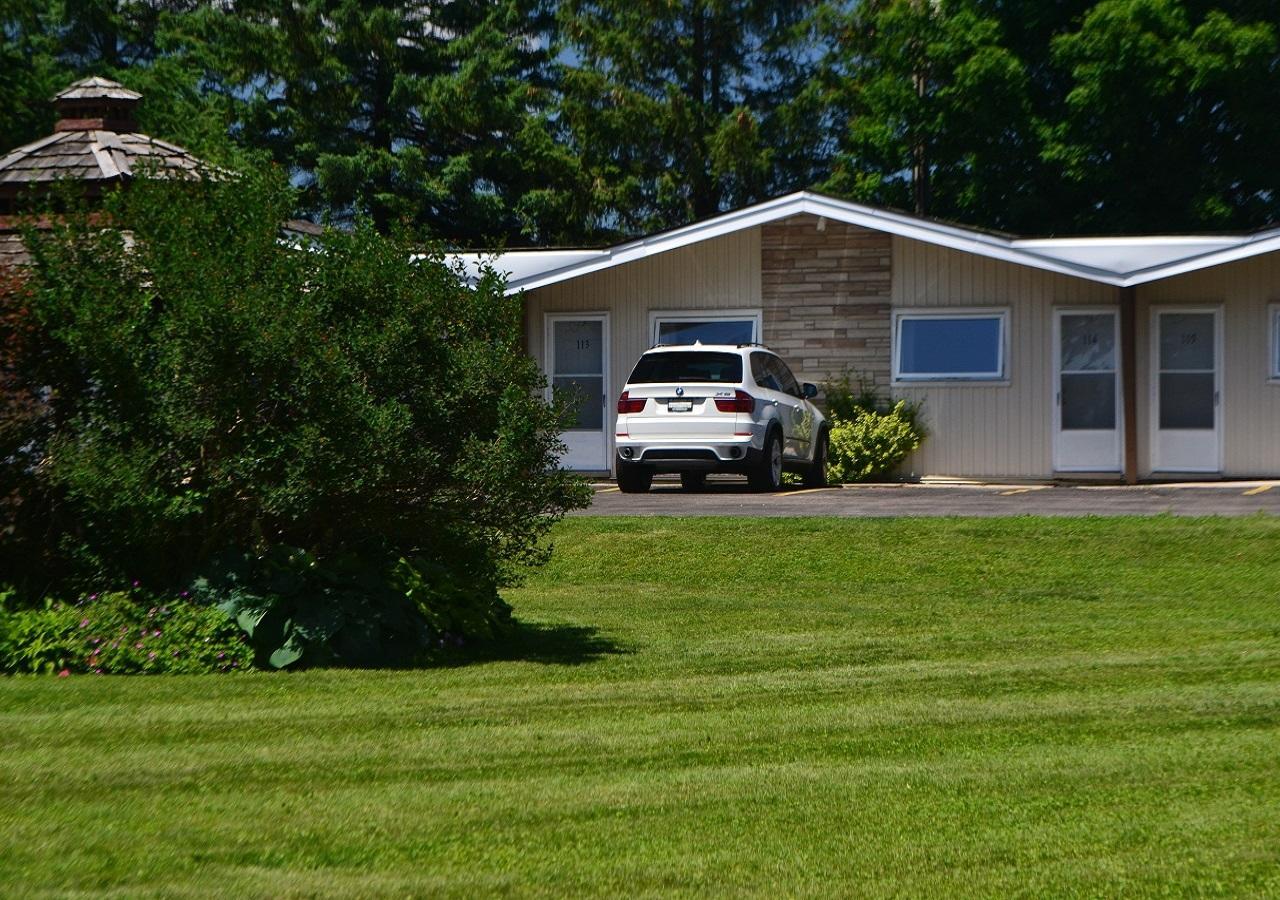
[760,214,892,392]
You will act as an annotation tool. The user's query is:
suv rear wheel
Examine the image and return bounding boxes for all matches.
[748,429,783,492]
[616,461,653,493]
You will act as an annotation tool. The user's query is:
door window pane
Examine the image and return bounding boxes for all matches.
[1060,314,1115,371]
[553,376,603,430]
[1061,373,1116,430]
[1159,373,1215,429]
[656,319,755,346]
[1159,313,1214,371]
[897,316,1003,378]
[554,321,602,375]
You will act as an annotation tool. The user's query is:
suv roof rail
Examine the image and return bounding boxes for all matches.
[645,340,771,350]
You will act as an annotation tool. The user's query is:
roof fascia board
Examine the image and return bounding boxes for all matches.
[502,189,1280,294]
[506,194,814,292]
[793,195,1126,284]
[507,191,1129,293]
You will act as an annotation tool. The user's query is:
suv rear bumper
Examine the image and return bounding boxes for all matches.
[615,436,763,473]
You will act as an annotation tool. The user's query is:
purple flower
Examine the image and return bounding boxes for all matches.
[179,591,189,598]
[217,651,226,659]
[131,580,140,588]
[89,593,98,601]
[134,642,144,650]
[79,619,89,629]
[152,630,161,637]
[148,651,156,660]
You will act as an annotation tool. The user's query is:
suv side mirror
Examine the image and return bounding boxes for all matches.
[802,383,818,399]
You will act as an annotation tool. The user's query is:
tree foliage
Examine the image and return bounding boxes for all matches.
[200,1,584,243]
[0,170,589,642]
[3,1,1280,238]
[555,0,819,238]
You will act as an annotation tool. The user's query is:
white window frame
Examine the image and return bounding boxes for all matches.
[892,308,1010,383]
[1270,303,1280,382]
[649,309,761,347]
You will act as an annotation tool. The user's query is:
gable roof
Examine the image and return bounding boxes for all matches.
[457,191,1280,293]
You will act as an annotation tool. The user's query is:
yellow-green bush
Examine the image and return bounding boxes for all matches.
[826,401,924,483]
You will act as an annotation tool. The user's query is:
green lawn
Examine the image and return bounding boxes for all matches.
[3,517,1280,898]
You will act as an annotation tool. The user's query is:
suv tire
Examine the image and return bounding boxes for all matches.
[803,429,829,487]
[749,429,784,492]
[616,461,653,493]
[680,471,707,492]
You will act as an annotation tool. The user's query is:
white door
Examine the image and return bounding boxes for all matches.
[1152,308,1222,473]
[546,314,609,471]
[1054,308,1122,472]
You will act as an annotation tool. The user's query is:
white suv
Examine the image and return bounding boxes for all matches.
[614,344,829,492]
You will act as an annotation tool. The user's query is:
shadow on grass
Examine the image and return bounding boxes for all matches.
[453,621,629,667]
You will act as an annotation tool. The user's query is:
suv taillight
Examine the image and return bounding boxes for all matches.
[617,391,646,414]
[714,390,755,414]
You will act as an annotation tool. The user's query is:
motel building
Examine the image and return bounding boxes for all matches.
[461,194,1280,482]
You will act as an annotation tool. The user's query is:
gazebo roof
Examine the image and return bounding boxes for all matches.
[0,130,206,187]
[0,76,208,199]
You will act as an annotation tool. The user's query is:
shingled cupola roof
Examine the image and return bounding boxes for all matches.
[52,75,143,132]
[0,76,207,214]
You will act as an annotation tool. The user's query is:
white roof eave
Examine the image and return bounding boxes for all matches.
[503,193,1132,294]
[489,191,1280,295]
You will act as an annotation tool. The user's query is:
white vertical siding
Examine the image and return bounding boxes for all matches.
[891,236,1116,479]
[524,229,762,468]
[1136,254,1280,477]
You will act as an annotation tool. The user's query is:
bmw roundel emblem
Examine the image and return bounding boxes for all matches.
[675,386,685,396]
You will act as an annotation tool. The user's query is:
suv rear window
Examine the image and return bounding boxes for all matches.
[628,351,743,384]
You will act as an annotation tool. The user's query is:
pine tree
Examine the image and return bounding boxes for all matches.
[205,0,578,245]
[556,0,818,239]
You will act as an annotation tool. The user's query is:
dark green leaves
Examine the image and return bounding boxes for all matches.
[2,168,587,662]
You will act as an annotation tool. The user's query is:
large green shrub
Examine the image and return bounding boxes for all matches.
[826,401,925,483]
[0,167,589,667]
[0,590,252,675]
[820,371,926,483]
[822,369,923,430]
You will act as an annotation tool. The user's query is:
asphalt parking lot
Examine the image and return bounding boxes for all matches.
[577,479,1280,517]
